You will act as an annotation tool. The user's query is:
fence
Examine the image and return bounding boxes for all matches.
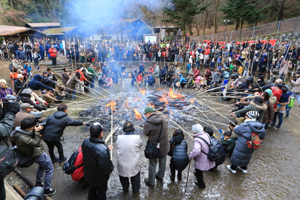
[190,16,300,42]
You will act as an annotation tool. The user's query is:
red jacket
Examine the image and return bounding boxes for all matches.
[204,48,210,55]
[148,67,154,74]
[48,48,57,57]
[71,147,84,182]
[137,74,143,82]
[273,89,282,109]
[75,70,87,81]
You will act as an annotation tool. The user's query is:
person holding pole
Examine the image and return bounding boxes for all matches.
[82,122,114,200]
[189,124,215,189]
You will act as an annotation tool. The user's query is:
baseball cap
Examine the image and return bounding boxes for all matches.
[143,106,156,115]
[21,103,34,110]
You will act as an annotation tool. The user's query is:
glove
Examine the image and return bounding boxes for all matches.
[36,101,40,104]
[7,102,21,115]
[44,102,48,105]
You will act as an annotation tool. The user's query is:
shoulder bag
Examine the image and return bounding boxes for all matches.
[144,123,163,159]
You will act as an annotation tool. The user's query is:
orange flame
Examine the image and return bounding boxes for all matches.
[170,109,173,114]
[140,89,146,95]
[168,88,184,99]
[134,109,143,121]
[106,101,116,110]
[147,103,155,107]
[190,99,194,104]
[158,95,169,105]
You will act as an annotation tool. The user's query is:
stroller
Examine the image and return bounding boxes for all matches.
[184,76,194,89]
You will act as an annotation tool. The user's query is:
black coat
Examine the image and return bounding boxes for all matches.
[41,111,83,141]
[211,136,225,166]
[14,79,27,94]
[19,93,43,111]
[168,137,189,171]
[82,138,114,187]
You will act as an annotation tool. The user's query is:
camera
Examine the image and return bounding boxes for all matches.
[24,186,44,200]
[36,121,46,127]
[0,95,17,120]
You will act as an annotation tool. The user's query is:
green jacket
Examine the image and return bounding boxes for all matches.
[0,112,15,145]
[221,137,236,154]
[11,127,44,158]
[87,67,97,78]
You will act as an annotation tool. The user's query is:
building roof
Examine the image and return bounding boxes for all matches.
[42,27,77,35]
[26,23,60,28]
[0,25,32,36]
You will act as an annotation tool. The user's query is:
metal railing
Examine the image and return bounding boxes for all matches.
[189,16,300,42]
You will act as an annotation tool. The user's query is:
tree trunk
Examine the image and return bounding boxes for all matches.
[235,18,240,30]
[278,0,285,21]
[188,23,193,36]
[214,0,220,34]
[239,18,244,39]
[203,3,208,35]
[10,0,13,9]
[195,15,200,36]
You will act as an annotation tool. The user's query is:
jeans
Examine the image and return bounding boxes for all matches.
[34,152,54,190]
[90,77,95,89]
[148,156,166,185]
[243,70,249,78]
[174,54,178,62]
[131,77,136,86]
[0,178,5,200]
[119,172,140,193]
[286,106,291,117]
[273,112,283,128]
[279,74,285,82]
[34,60,39,70]
[27,53,32,62]
[44,140,64,160]
[170,163,182,181]
[88,183,108,200]
[292,92,300,105]
[195,169,205,188]
[180,57,183,62]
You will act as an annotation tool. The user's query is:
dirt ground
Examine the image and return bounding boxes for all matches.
[3,78,300,200]
[1,59,300,199]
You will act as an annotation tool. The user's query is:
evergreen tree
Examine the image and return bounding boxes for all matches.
[163,0,210,35]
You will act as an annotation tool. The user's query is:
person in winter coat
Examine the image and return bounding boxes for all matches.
[152,63,160,86]
[82,122,114,200]
[39,42,45,60]
[28,74,54,96]
[0,79,14,100]
[253,75,266,90]
[19,88,45,111]
[227,111,266,174]
[62,67,70,86]
[272,86,291,129]
[45,42,51,58]
[190,124,215,188]
[291,71,300,106]
[42,104,85,164]
[116,121,142,193]
[143,106,169,187]
[16,46,27,66]
[159,66,166,86]
[221,131,236,155]
[14,103,38,129]
[49,45,58,65]
[11,118,56,196]
[231,96,267,123]
[14,74,27,94]
[65,72,82,99]
[168,129,189,182]
[204,127,225,167]
[0,99,20,200]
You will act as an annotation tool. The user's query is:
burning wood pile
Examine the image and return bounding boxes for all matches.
[79,88,213,137]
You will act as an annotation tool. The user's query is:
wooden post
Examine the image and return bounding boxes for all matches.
[73,37,77,68]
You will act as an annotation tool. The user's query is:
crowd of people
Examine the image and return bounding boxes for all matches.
[0,37,300,200]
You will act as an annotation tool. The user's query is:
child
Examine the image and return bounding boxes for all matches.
[23,62,32,79]
[286,96,295,118]
[194,75,205,90]
[221,131,236,155]
[105,76,113,88]
[136,73,143,86]
[33,50,41,71]
[168,129,189,182]
[148,66,154,75]
[270,71,277,84]
[238,64,244,75]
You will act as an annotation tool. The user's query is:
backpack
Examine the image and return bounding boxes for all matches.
[0,144,18,178]
[63,148,83,175]
[246,133,261,149]
[197,136,220,162]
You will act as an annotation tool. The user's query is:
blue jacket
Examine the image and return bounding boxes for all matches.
[186,63,191,71]
[23,64,32,73]
[211,136,226,166]
[28,74,54,91]
[279,91,292,103]
[60,43,63,50]
[39,44,44,53]
[16,50,27,59]
[147,76,155,85]
[179,75,186,84]
[168,136,189,171]
[231,120,266,166]
[45,44,51,53]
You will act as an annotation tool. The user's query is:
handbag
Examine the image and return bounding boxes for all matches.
[14,148,34,168]
[144,122,163,159]
[0,144,18,178]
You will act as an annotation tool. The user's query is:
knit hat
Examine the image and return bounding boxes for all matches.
[143,106,156,115]
[90,122,103,137]
[265,89,272,97]
[0,79,7,85]
[123,121,135,132]
[246,111,259,119]
[275,84,283,90]
[192,124,203,133]
[17,74,23,79]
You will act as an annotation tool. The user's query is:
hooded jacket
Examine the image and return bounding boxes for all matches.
[231,120,266,166]
[143,112,169,158]
[82,137,114,187]
[14,78,27,94]
[41,111,83,141]
[11,127,44,158]
[234,101,267,123]
[168,135,189,171]
[291,77,300,93]
[19,92,43,111]
[28,74,54,91]
[0,87,14,100]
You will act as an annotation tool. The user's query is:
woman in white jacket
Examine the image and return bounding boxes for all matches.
[116,121,143,193]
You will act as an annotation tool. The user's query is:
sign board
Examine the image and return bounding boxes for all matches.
[144,35,157,44]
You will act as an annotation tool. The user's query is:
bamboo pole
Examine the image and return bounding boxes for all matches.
[110,109,113,159]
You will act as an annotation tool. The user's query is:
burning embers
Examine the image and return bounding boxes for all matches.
[106,101,116,110]
[134,109,143,121]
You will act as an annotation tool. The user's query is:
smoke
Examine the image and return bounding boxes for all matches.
[67,0,167,35]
